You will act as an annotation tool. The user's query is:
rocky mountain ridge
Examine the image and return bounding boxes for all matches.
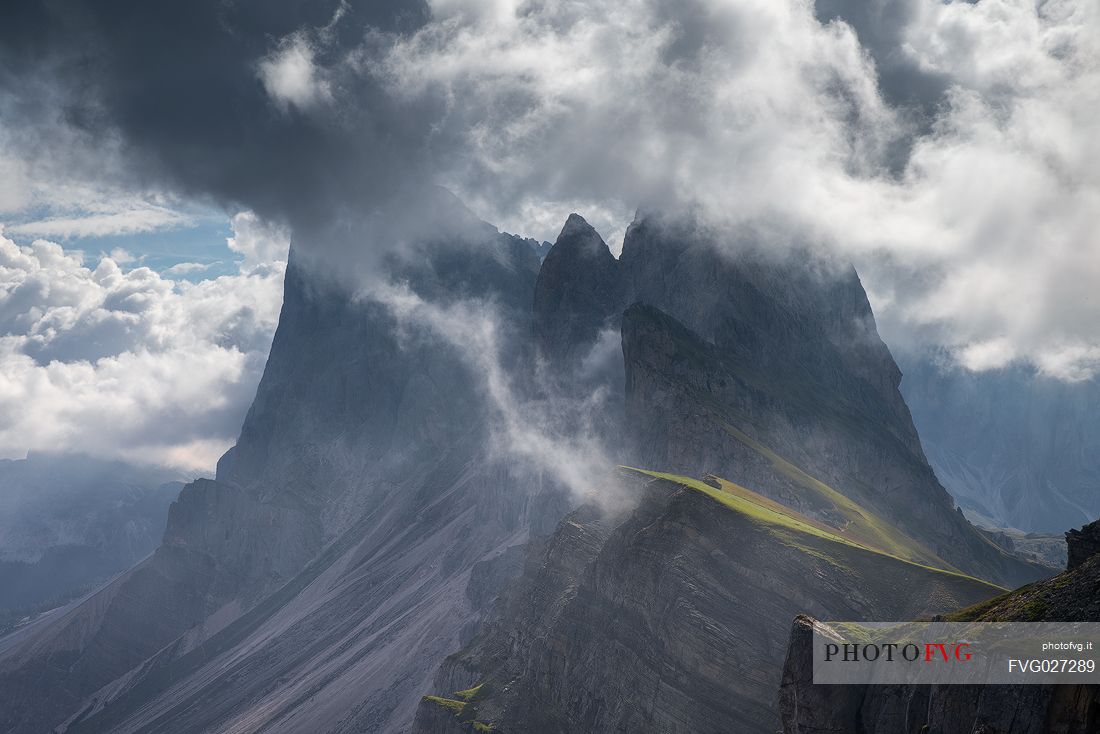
[405,212,1049,733]
[0,199,564,734]
[0,203,1051,733]
[536,213,1045,588]
[412,469,1003,733]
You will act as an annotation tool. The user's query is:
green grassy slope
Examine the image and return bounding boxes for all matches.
[421,683,495,731]
[624,467,1004,593]
[711,422,955,570]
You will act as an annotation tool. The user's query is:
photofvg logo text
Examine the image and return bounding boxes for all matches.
[812,621,1100,685]
[823,641,971,663]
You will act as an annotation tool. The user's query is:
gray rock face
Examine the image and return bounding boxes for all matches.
[405,211,1047,734]
[417,476,1000,734]
[0,201,565,734]
[778,554,1100,734]
[1066,518,1100,570]
[899,358,1100,534]
[535,213,1043,587]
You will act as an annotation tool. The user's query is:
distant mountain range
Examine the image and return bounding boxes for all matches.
[900,358,1100,534]
[0,454,182,629]
[0,197,1072,733]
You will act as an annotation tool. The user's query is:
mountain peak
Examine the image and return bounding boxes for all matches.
[534,213,623,363]
[554,213,609,256]
[561,211,593,232]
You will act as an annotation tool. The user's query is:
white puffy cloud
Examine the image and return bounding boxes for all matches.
[259,34,333,110]
[163,261,216,276]
[857,0,1100,379]
[370,0,1100,380]
[0,214,286,472]
[380,0,896,240]
[227,211,292,267]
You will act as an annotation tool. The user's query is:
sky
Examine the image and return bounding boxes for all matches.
[0,0,1097,472]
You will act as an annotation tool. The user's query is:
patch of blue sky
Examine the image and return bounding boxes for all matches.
[4,209,245,281]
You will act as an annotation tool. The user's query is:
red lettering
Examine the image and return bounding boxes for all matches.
[925,643,949,662]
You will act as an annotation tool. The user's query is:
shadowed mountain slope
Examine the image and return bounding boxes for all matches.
[535,212,1044,588]
[412,469,1000,733]
[620,301,1047,587]
[900,358,1100,534]
[0,199,565,734]
[0,205,1049,734]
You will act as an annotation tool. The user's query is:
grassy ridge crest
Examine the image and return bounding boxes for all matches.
[623,467,1004,592]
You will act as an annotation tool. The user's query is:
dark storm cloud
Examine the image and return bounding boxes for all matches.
[0,0,440,244]
[2,0,1099,383]
[813,0,951,113]
[0,0,940,243]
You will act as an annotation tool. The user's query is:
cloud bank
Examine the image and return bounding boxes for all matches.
[1,0,1098,393]
[373,0,1100,379]
[0,217,287,471]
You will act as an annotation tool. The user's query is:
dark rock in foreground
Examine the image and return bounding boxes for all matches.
[1066,518,1100,570]
[778,541,1100,733]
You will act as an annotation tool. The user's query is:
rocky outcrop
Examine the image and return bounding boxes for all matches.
[1066,518,1100,570]
[778,553,1100,734]
[416,473,1001,733]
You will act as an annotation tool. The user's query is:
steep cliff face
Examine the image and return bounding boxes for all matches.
[1067,519,1100,570]
[533,213,1042,588]
[900,358,1100,534]
[0,204,562,734]
[617,216,910,430]
[414,472,1000,734]
[406,214,1049,734]
[778,528,1100,734]
[621,303,1046,588]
